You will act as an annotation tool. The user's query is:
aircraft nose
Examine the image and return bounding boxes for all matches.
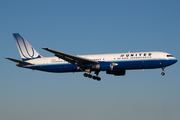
[175,58,178,63]
[172,58,178,64]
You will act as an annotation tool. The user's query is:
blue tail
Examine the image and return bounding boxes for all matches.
[13,33,43,61]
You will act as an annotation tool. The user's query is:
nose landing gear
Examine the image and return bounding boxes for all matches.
[161,72,165,76]
[161,67,166,76]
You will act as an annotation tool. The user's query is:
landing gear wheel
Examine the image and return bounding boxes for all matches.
[83,71,101,81]
[84,73,93,78]
[92,76,101,81]
[93,76,97,80]
[88,74,92,78]
[84,73,88,77]
[161,72,165,76]
[97,77,101,81]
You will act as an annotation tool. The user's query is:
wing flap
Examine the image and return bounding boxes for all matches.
[42,47,98,64]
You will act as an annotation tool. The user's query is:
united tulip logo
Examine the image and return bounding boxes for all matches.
[120,54,124,57]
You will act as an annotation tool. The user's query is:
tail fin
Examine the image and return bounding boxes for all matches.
[13,33,43,61]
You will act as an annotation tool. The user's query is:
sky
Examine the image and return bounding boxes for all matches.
[0,0,180,120]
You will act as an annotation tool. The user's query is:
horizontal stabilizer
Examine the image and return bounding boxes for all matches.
[4,57,34,65]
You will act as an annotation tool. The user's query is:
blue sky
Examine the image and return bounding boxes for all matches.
[1,0,180,120]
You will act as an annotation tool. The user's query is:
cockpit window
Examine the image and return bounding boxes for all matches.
[167,55,173,57]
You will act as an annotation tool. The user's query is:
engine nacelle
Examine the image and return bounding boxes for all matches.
[91,62,118,71]
[106,70,126,76]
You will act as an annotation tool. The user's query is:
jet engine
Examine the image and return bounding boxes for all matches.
[91,62,118,71]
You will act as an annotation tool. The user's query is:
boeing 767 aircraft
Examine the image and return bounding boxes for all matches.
[5,33,177,81]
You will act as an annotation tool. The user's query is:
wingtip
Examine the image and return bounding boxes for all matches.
[12,33,20,36]
[42,47,48,50]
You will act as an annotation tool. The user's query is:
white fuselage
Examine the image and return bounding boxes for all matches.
[23,51,177,73]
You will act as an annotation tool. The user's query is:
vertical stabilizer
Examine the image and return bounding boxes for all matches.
[13,33,43,61]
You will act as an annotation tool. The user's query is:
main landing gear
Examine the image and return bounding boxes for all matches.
[161,67,166,76]
[83,71,101,81]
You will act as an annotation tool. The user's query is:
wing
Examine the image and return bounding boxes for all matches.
[42,47,98,65]
[4,57,34,65]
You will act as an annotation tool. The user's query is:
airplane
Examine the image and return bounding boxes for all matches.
[5,33,177,81]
